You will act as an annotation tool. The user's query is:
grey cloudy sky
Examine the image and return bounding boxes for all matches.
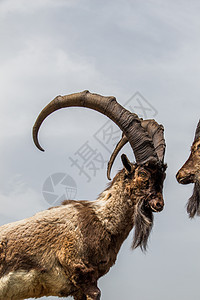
[1,0,200,299]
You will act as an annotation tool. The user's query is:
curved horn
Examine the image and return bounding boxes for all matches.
[107,119,166,179]
[141,119,165,162]
[33,91,159,166]
[194,119,200,141]
[107,133,128,180]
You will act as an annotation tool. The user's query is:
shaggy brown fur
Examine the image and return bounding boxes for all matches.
[0,161,166,299]
[187,181,200,218]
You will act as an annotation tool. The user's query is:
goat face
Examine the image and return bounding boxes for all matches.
[121,154,166,250]
[176,137,200,185]
[122,154,165,213]
[136,165,165,213]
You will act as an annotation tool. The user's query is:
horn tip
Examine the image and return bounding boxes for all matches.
[107,165,112,180]
[107,170,111,181]
[35,142,45,152]
[32,128,45,152]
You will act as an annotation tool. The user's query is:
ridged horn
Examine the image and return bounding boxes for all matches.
[33,91,159,168]
[107,119,165,180]
[141,119,165,162]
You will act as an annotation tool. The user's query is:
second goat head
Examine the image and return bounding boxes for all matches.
[176,120,200,217]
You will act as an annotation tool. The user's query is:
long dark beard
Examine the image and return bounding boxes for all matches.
[187,181,200,218]
[132,200,154,251]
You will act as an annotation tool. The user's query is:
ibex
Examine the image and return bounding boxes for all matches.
[0,91,166,299]
[176,120,200,218]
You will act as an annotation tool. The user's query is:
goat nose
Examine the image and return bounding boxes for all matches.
[176,169,187,183]
[176,169,194,184]
[155,202,162,210]
[176,171,182,183]
[149,198,164,212]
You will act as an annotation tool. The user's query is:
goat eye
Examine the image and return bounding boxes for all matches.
[197,144,200,150]
[138,171,148,178]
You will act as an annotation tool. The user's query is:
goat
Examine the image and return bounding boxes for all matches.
[0,91,166,299]
[176,120,200,218]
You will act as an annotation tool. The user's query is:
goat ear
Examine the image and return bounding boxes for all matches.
[121,154,134,174]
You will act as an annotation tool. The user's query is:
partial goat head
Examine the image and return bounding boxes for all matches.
[176,120,200,217]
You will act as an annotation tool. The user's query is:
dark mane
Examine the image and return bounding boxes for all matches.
[132,199,153,251]
[187,181,200,218]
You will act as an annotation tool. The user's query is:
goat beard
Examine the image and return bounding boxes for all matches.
[132,199,154,251]
[187,181,200,218]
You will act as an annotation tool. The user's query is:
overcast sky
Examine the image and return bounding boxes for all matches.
[1,1,200,299]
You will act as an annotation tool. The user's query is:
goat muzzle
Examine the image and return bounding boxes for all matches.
[176,170,195,184]
[148,197,164,212]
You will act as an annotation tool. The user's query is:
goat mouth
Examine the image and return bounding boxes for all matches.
[149,204,163,213]
[149,205,159,212]
[178,174,195,185]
